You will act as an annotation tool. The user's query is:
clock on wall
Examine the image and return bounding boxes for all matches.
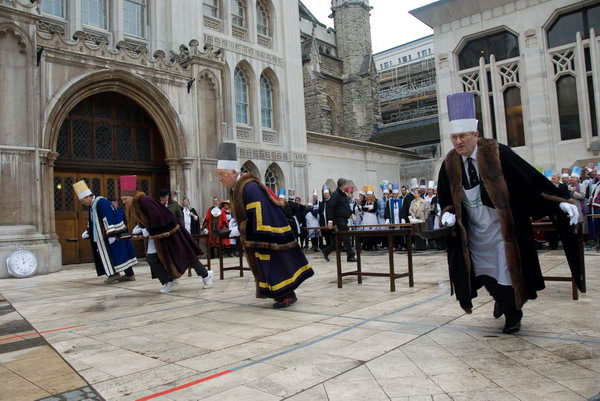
[6,249,38,278]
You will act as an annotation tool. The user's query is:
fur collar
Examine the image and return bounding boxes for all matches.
[444,138,528,308]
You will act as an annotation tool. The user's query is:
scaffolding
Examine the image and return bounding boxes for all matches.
[377,58,438,125]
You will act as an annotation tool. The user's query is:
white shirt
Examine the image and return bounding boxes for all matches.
[182,207,197,233]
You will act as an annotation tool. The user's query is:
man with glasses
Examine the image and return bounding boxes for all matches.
[437,92,582,334]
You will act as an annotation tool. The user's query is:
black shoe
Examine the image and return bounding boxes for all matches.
[347,256,357,262]
[273,295,297,309]
[493,301,504,319]
[323,252,330,262]
[502,320,521,334]
[502,310,523,334]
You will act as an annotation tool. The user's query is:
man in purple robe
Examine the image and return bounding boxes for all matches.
[215,143,313,308]
[119,175,213,289]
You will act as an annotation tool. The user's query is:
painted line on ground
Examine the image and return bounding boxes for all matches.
[135,370,234,401]
[0,324,87,342]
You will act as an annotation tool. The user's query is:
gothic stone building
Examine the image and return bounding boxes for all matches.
[300,0,381,141]
[411,0,600,170]
[0,0,419,276]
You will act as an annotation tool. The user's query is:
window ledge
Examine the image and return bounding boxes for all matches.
[204,16,222,32]
[38,17,67,37]
[236,125,254,140]
[257,34,272,48]
[232,25,249,41]
[262,129,278,144]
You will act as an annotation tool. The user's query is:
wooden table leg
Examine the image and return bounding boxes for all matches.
[336,232,343,289]
[388,234,395,292]
[407,232,414,287]
[239,242,244,277]
[356,237,362,284]
[578,223,586,293]
[219,239,224,281]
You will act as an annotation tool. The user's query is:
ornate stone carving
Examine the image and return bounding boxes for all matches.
[169,44,191,68]
[0,25,28,54]
[238,148,307,162]
[116,40,148,55]
[236,126,253,140]
[205,34,283,66]
[73,30,109,46]
[232,26,248,41]
[257,34,272,49]
[202,43,224,61]
[262,131,276,143]
[37,19,66,37]
[203,16,222,32]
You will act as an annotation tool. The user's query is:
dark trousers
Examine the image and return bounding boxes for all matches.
[146,253,169,285]
[479,275,523,324]
[323,218,355,259]
[190,260,208,278]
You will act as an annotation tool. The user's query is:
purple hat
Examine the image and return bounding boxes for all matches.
[447,93,478,134]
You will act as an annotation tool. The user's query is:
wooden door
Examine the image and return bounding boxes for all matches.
[55,173,155,264]
[75,173,104,263]
[54,172,80,265]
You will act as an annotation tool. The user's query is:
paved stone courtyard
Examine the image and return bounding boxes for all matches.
[0,249,599,401]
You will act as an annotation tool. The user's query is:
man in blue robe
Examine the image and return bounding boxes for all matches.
[74,180,137,284]
[215,143,314,308]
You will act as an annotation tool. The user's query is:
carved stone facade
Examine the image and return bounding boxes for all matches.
[0,0,417,276]
[0,0,310,276]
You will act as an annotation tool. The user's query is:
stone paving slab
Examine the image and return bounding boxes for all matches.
[0,250,598,400]
[0,296,103,401]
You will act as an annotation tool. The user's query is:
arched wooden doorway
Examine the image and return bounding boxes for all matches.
[54,92,169,264]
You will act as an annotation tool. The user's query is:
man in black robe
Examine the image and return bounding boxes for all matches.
[437,92,582,334]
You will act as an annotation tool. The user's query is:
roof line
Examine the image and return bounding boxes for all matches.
[373,34,434,56]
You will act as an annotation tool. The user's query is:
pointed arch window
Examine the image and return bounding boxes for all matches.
[264,166,280,192]
[546,4,599,141]
[260,74,273,129]
[235,67,249,125]
[232,0,246,28]
[257,0,271,37]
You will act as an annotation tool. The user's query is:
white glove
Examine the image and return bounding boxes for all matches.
[141,228,150,238]
[401,219,406,224]
[559,202,579,226]
[441,212,456,227]
[108,237,116,245]
[202,228,209,235]
[132,225,143,235]
[229,226,240,238]
[81,231,89,239]
[385,219,390,224]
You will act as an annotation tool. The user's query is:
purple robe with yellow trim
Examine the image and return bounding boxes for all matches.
[232,174,313,299]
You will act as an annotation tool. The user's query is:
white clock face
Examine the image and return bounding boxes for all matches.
[7,251,38,278]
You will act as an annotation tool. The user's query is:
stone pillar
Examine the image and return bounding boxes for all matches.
[180,157,195,204]
[41,151,59,235]
[165,158,179,201]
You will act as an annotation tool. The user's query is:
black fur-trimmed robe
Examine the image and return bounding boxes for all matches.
[437,138,583,311]
[232,174,314,299]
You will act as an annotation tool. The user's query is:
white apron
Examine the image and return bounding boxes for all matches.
[462,184,512,286]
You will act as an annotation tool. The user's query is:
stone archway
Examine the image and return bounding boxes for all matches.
[42,69,187,263]
[44,69,187,158]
